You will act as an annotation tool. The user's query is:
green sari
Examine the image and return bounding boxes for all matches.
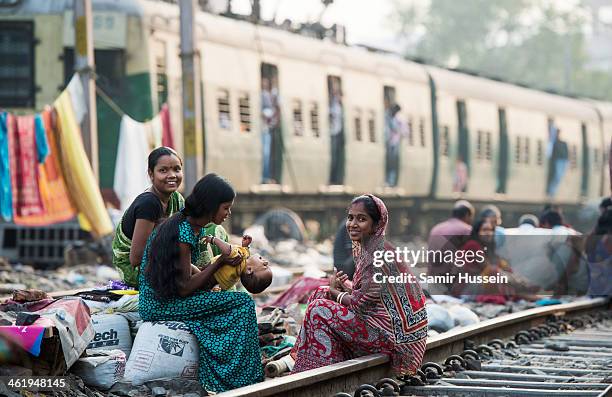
[112,191,231,288]
[112,191,185,287]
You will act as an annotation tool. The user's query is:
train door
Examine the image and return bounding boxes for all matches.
[383,85,399,187]
[261,63,282,184]
[497,108,509,194]
[455,100,470,192]
[581,123,590,197]
[328,75,345,185]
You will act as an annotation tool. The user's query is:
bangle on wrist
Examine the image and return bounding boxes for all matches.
[336,292,347,304]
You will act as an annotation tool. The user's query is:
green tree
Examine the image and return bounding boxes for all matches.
[391,0,612,100]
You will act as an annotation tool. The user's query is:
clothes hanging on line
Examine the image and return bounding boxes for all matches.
[8,114,47,219]
[54,89,113,238]
[13,108,77,226]
[113,115,151,211]
[0,112,12,221]
[160,103,175,148]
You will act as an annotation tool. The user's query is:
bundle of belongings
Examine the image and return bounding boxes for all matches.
[258,307,300,378]
[0,289,94,376]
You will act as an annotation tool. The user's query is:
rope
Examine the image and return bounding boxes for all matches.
[95,85,126,118]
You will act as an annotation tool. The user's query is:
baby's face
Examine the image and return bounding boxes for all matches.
[246,254,270,276]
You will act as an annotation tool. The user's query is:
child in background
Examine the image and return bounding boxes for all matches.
[204,234,273,294]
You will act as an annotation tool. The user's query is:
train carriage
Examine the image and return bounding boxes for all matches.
[0,0,608,240]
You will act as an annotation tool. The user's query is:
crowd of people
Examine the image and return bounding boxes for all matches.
[427,198,612,299]
[111,147,429,392]
[109,146,610,393]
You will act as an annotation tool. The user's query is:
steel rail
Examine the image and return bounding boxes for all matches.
[216,297,609,397]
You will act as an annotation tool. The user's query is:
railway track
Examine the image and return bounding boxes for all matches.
[216,297,611,397]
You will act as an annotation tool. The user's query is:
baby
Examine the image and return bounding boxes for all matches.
[203,234,273,294]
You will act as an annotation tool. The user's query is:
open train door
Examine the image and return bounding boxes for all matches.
[497,108,509,194]
[455,100,470,192]
[581,123,590,198]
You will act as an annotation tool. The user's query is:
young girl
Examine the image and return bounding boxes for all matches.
[112,147,184,287]
[139,173,263,393]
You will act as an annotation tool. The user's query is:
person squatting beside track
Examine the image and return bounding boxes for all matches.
[291,194,428,376]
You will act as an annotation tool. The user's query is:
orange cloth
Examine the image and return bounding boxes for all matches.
[13,108,76,226]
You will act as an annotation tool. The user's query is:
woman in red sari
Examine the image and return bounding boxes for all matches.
[291,195,428,376]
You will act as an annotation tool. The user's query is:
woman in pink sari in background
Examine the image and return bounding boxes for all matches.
[291,194,428,376]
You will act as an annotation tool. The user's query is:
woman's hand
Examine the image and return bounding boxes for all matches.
[330,268,349,291]
[216,253,242,268]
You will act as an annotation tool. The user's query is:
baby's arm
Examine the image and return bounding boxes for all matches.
[203,235,232,256]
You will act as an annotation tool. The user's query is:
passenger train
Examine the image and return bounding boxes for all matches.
[1,0,609,236]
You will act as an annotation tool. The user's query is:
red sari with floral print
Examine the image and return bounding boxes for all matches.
[291,195,428,376]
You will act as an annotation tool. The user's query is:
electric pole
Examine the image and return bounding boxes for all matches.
[74,0,99,182]
[179,0,204,192]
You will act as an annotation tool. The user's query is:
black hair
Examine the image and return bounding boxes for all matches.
[599,197,612,210]
[469,218,495,254]
[479,209,497,220]
[183,173,235,220]
[241,267,273,294]
[594,208,612,235]
[148,147,182,173]
[586,209,612,256]
[145,173,235,300]
[350,195,381,226]
[539,210,563,228]
[452,206,472,220]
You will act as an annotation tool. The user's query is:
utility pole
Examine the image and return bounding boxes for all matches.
[74,0,99,182]
[179,0,204,192]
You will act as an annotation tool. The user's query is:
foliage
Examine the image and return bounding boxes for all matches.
[391,0,612,100]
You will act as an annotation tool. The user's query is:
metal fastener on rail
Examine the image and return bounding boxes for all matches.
[421,362,444,379]
[487,339,505,349]
[374,378,399,396]
[352,384,380,397]
[444,355,467,371]
[460,349,480,360]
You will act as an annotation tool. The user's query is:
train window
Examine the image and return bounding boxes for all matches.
[217,89,231,129]
[293,100,304,136]
[570,145,578,169]
[238,93,251,133]
[537,140,544,165]
[441,126,450,157]
[368,111,376,143]
[476,130,483,159]
[419,118,426,147]
[524,137,530,164]
[485,131,492,161]
[64,47,126,96]
[310,102,320,137]
[407,117,414,146]
[0,21,35,107]
[514,136,522,164]
[354,109,363,141]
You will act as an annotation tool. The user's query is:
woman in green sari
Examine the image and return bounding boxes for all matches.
[112,147,230,287]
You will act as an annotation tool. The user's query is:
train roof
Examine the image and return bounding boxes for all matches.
[140,0,430,85]
[0,0,143,17]
[426,65,599,121]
